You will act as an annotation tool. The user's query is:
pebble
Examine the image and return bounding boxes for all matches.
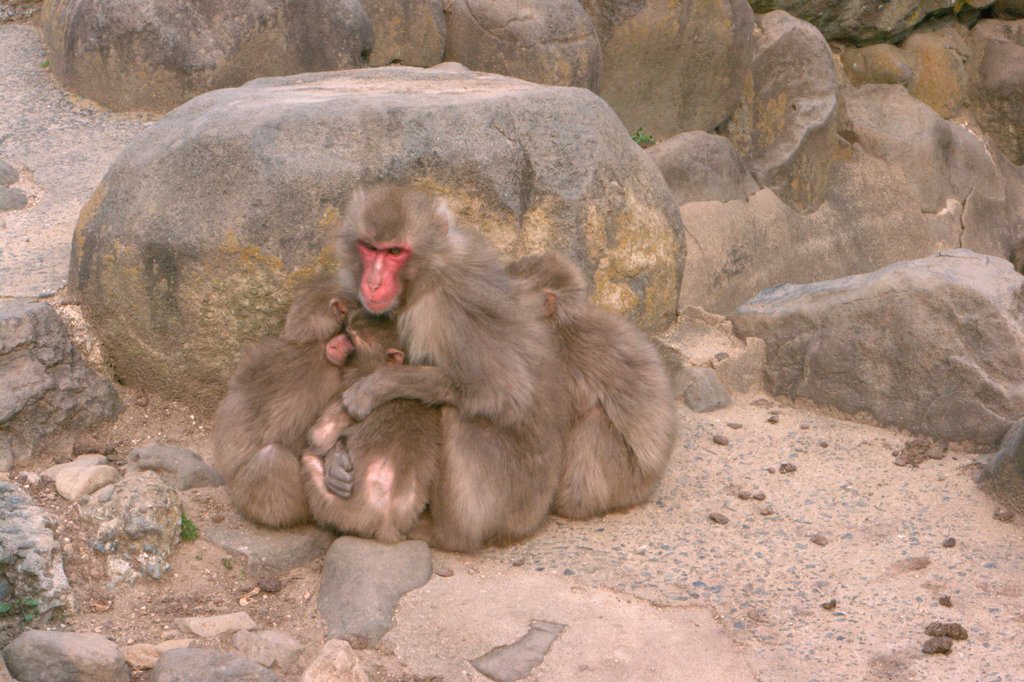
[809,534,829,547]
[511,557,525,567]
[712,434,730,446]
[727,423,743,430]
[752,492,766,501]
[942,537,956,548]
[921,636,953,655]
[714,352,729,361]
[257,577,282,593]
[939,595,953,607]
[821,599,837,611]
[925,621,968,640]
[708,512,729,525]
[737,490,752,500]
[767,415,780,424]
[818,441,829,448]
[993,508,1014,522]
[434,566,454,578]
[779,463,797,474]
[759,505,775,516]
[800,424,810,430]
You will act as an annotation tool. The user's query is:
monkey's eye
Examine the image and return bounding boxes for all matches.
[387,247,404,256]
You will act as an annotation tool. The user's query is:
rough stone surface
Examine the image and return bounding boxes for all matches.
[444,0,600,89]
[901,22,970,118]
[722,10,837,213]
[679,367,732,413]
[966,19,1024,164]
[583,0,754,139]
[123,639,192,669]
[994,0,1024,16]
[232,630,303,673]
[41,453,108,479]
[0,482,73,623]
[301,640,368,682]
[39,0,373,112]
[54,463,121,501]
[364,0,444,67]
[79,471,183,581]
[647,131,759,204]
[318,537,433,648]
[3,630,129,682]
[981,418,1024,512]
[151,647,281,682]
[0,187,27,212]
[0,299,122,469]
[126,443,224,490]
[731,250,1024,447]
[176,612,257,638]
[68,67,683,408]
[202,523,334,581]
[471,620,566,682]
[0,160,17,186]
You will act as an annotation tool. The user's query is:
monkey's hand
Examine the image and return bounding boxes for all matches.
[323,441,354,498]
[341,375,387,421]
[343,366,455,420]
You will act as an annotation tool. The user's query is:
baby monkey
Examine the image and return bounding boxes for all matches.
[301,310,440,543]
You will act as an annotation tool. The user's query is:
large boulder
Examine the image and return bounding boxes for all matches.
[68,67,684,408]
[443,0,601,89]
[981,418,1024,512]
[582,0,754,140]
[730,250,1024,448]
[966,18,1024,164]
[364,0,445,67]
[720,11,837,213]
[40,0,373,112]
[646,131,758,205]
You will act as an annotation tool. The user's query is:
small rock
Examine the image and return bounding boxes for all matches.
[921,636,953,655]
[301,640,368,682]
[434,566,454,578]
[767,414,780,424]
[925,621,968,640]
[759,505,775,516]
[942,537,956,548]
[175,612,257,638]
[4,631,129,681]
[800,423,810,430]
[939,595,953,607]
[681,367,731,413]
[810,534,829,546]
[737,490,752,500]
[511,557,525,567]
[818,441,829,448]
[767,467,777,474]
[712,434,730,446]
[471,620,566,682]
[714,352,730,362]
[123,643,161,669]
[258,577,282,594]
[708,512,729,525]
[151,648,281,681]
[233,630,303,672]
[0,186,27,211]
[993,508,1015,522]
[727,422,743,429]
[821,599,837,611]
[55,464,120,501]
[0,159,18,186]
[42,454,109,480]
[779,462,797,474]
[752,492,766,501]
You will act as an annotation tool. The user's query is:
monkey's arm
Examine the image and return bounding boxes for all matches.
[307,398,353,454]
[342,366,455,420]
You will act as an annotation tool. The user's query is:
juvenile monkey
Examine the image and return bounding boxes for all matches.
[508,252,677,519]
[301,310,441,543]
[212,272,355,527]
[334,185,572,552]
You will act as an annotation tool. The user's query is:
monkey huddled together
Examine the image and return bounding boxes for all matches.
[213,185,677,552]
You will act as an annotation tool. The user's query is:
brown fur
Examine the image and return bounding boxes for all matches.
[508,252,677,518]
[212,273,353,527]
[335,185,572,552]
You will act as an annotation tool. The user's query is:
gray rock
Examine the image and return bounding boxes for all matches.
[966,19,1024,165]
[126,443,224,490]
[41,453,109,479]
[841,43,914,88]
[679,367,731,413]
[232,630,303,672]
[0,299,122,469]
[471,620,567,682]
[54,463,121,501]
[899,21,970,119]
[445,0,600,89]
[981,419,1024,512]
[722,10,837,213]
[0,482,73,623]
[713,337,767,394]
[301,640,368,682]
[0,187,26,211]
[69,67,683,409]
[365,0,444,67]
[0,160,17,186]
[40,0,373,112]
[647,132,758,204]
[79,470,183,580]
[203,523,334,581]
[151,647,282,682]
[994,0,1024,16]
[3,630,129,682]
[317,537,433,648]
[731,250,1024,448]
[176,612,257,638]
[583,0,754,139]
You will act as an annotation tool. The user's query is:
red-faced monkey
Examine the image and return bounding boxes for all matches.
[334,185,572,552]
[508,252,677,518]
[301,310,441,543]
[212,272,355,527]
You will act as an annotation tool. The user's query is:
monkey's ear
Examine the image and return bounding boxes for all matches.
[543,290,558,317]
[386,349,405,365]
[330,299,348,325]
[433,199,454,236]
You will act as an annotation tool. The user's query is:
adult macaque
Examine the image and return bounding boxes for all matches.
[212,273,354,527]
[334,185,571,552]
[508,252,677,518]
[301,310,440,543]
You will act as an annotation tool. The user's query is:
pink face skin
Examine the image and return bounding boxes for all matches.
[357,241,410,314]
[325,332,354,367]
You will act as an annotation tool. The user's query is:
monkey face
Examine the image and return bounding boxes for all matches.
[356,240,411,314]
[325,332,354,367]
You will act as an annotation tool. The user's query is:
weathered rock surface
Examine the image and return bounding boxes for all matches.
[54,462,120,501]
[730,250,1024,448]
[0,160,17,186]
[318,537,433,648]
[126,443,224,490]
[0,299,122,470]
[471,620,566,682]
[202,522,334,580]
[583,0,754,140]
[176,612,257,638]
[41,453,108,479]
[679,367,732,413]
[301,640,368,682]
[0,187,27,212]
[0,482,73,623]
[151,647,281,682]
[444,0,600,89]
[79,471,183,581]
[69,67,683,408]
[722,10,837,213]
[994,0,1024,16]
[364,0,444,67]
[232,630,303,673]
[3,630,129,682]
[40,0,373,112]
[647,131,758,204]
[122,639,192,670]
[981,418,1024,512]
[966,18,1024,164]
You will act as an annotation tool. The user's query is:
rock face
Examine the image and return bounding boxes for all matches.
[583,0,754,140]
[364,0,444,67]
[647,132,758,205]
[151,647,282,682]
[40,0,373,111]
[730,250,1024,448]
[4,630,129,682]
[966,19,1024,164]
[69,67,683,408]
[981,418,1024,512]
[0,482,73,623]
[0,299,122,471]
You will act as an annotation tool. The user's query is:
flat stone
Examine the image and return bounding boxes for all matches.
[3,630,129,682]
[203,523,334,580]
[175,612,257,638]
[151,647,281,681]
[471,620,566,682]
[0,187,27,211]
[300,640,369,682]
[42,454,109,479]
[54,463,120,501]
[232,630,303,672]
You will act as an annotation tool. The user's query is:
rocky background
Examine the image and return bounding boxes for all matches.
[2,0,1024,680]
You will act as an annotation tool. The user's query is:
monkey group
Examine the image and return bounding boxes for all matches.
[213,185,676,551]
